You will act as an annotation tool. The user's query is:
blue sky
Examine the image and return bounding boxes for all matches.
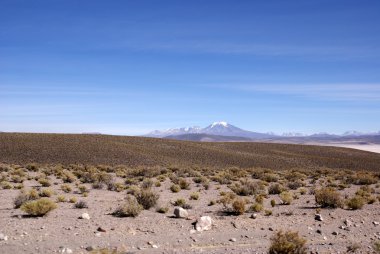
[1,0,380,135]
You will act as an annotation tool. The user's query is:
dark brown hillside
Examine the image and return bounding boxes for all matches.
[0,133,379,171]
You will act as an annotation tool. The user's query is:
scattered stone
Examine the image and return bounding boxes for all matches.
[316,229,322,234]
[80,213,90,220]
[195,216,213,232]
[97,227,106,232]
[332,231,338,236]
[85,246,94,251]
[0,233,8,241]
[95,232,101,237]
[344,219,353,227]
[373,221,380,226]
[268,227,274,231]
[174,207,188,218]
[250,213,257,219]
[60,248,73,253]
[230,238,237,242]
[152,245,158,248]
[315,214,323,221]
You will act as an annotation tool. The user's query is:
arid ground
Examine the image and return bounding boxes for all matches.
[0,133,380,253]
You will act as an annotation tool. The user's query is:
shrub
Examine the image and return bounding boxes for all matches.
[38,178,51,187]
[56,195,66,202]
[78,185,88,194]
[141,179,154,189]
[40,189,53,197]
[373,241,380,253]
[74,200,88,209]
[271,199,276,207]
[29,189,40,199]
[232,198,246,215]
[170,184,181,193]
[113,195,142,217]
[230,179,265,196]
[264,209,273,216]
[21,198,57,216]
[61,184,72,193]
[1,181,12,189]
[287,180,303,190]
[299,188,307,195]
[179,178,190,190]
[69,197,77,203]
[280,192,293,205]
[208,200,216,206]
[14,191,32,208]
[250,202,263,212]
[190,192,200,200]
[134,189,159,209]
[173,198,186,207]
[346,196,365,210]
[156,206,169,214]
[92,181,104,189]
[268,183,286,195]
[269,230,307,254]
[315,187,342,208]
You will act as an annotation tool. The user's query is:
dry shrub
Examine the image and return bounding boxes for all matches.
[346,196,365,210]
[232,198,246,215]
[113,195,142,217]
[134,189,159,209]
[170,184,180,193]
[190,192,200,200]
[14,189,39,208]
[315,187,342,208]
[269,230,307,254]
[38,178,51,187]
[250,202,263,212]
[230,179,265,196]
[178,178,190,190]
[61,184,72,193]
[280,191,293,205]
[269,183,286,195]
[21,198,57,216]
[287,180,303,190]
[74,200,88,209]
[39,188,53,197]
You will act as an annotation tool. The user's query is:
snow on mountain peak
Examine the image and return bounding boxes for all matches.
[211,121,228,127]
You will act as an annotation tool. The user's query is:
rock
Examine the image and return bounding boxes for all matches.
[195,216,213,232]
[344,219,353,227]
[97,227,106,232]
[315,214,323,221]
[373,221,380,226]
[316,229,322,234]
[85,246,95,251]
[60,248,73,253]
[268,227,274,231]
[250,213,257,219]
[152,245,158,248]
[229,238,237,242]
[80,213,90,220]
[95,232,101,237]
[174,207,188,218]
[332,231,338,235]
[0,233,8,241]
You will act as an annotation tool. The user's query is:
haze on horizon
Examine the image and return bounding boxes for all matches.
[1,0,380,135]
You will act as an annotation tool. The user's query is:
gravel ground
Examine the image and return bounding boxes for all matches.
[0,177,380,254]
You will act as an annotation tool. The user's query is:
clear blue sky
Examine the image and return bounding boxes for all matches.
[1,0,380,135]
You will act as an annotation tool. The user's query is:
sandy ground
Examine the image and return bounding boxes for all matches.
[1,176,380,254]
[307,143,380,154]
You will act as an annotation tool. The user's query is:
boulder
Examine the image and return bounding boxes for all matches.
[174,207,188,218]
[315,214,323,221]
[80,213,90,220]
[195,216,213,232]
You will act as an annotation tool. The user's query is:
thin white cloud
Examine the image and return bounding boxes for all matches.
[210,83,380,101]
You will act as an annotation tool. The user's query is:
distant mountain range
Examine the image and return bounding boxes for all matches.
[145,122,380,144]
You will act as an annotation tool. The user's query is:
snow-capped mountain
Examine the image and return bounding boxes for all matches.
[147,126,202,137]
[146,122,275,139]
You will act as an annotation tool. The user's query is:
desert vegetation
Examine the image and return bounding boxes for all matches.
[0,135,380,253]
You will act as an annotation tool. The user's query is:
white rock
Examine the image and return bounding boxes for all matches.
[80,213,90,220]
[60,248,73,253]
[174,207,188,218]
[0,233,8,241]
[195,216,213,232]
